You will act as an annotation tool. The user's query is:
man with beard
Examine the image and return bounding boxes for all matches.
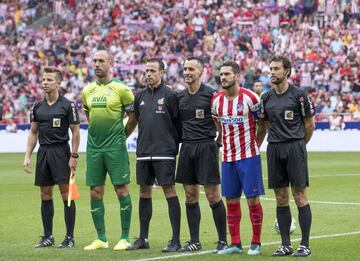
[257,55,314,257]
[211,61,265,256]
[128,58,182,252]
[82,49,137,251]
[176,56,227,253]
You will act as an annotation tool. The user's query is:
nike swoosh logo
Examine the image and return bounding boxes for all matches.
[122,173,129,178]
[121,205,130,211]
[91,207,100,212]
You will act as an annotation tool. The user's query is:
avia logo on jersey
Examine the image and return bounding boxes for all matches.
[91,96,107,108]
[220,116,244,125]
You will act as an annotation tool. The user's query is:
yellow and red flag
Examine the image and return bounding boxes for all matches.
[68,171,80,207]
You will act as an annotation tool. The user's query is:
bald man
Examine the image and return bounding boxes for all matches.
[82,49,137,251]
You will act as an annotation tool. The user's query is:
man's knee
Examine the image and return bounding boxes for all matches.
[140,185,152,198]
[247,196,260,206]
[162,184,177,198]
[114,184,129,198]
[90,186,104,199]
[59,184,69,200]
[275,188,290,206]
[40,186,53,201]
[292,187,308,207]
[184,185,199,203]
[204,184,221,204]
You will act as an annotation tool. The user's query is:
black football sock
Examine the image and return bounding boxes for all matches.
[63,201,76,238]
[298,204,312,247]
[167,196,181,244]
[186,202,201,242]
[210,200,227,243]
[41,199,54,237]
[277,206,292,246]
[139,197,152,240]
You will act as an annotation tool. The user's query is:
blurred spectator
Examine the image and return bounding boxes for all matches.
[253,80,264,97]
[5,118,17,133]
[0,0,359,126]
[329,109,345,131]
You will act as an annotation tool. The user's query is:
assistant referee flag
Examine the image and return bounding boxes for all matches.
[68,171,80,207]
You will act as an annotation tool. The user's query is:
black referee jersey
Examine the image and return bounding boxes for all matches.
[30,96,80,145]
[178,83,217,143]
[260,84,314,143]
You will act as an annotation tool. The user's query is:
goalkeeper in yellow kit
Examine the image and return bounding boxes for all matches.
[82,49,137,251]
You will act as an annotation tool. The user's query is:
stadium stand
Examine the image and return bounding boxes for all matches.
[0,0,359,130]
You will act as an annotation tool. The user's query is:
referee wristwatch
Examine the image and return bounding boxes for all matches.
[70,153,79,159]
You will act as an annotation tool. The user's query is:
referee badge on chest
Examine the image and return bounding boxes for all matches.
[53,118,61,127]
[284,110,294,120]
[196,109,205,119]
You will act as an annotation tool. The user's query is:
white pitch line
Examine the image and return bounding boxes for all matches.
[261,197,360,206]
[129,231,360,261]
[198,192,360,205]
[262,173,360,180]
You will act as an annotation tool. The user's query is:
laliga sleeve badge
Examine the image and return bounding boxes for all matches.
[284,110,294,120]
[53,118,61,127]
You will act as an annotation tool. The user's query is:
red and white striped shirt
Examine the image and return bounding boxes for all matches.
[211,88,260,162]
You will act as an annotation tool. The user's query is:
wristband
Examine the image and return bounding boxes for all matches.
[71,153,79,158]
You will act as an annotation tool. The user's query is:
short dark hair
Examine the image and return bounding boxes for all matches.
[220,60,240,74]
[269,55,292,78]
[185,56,204,71]
[253,80,262,85]
[42,66,63,81]
[146,58,165,71]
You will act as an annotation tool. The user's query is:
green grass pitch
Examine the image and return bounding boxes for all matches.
[1,152,359,261]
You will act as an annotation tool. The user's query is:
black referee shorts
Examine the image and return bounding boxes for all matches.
[35,143,71,186]
[136,160,176,186]
[176,141,220,185]
[267,139,309,189]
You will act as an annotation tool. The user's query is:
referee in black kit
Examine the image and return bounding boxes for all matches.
[23,67,80,249]
[176,57,227,253]
[129,58,182,252]
[257,55,314,257]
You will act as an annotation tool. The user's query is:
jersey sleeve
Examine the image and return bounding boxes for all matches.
[299,91,315,118]
[249,93,260,112]
[210,94,219,122]
[243,89,261,119]
[168,90,182,142]
[134,91,140,120]
[82,87,89,113]
[121,87,135,112]
[67,101,80,124]
[259,96,268,121]
[30,102,40,122]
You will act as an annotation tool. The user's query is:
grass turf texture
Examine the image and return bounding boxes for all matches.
[0,152,359,261]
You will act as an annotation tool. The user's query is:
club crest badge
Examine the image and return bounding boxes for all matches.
[158,98,164,105]
[237,103,244,112]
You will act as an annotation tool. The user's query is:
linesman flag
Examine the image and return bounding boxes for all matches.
[68,170,80,207]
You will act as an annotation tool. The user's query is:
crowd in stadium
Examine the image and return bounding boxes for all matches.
[0,0,359,128]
